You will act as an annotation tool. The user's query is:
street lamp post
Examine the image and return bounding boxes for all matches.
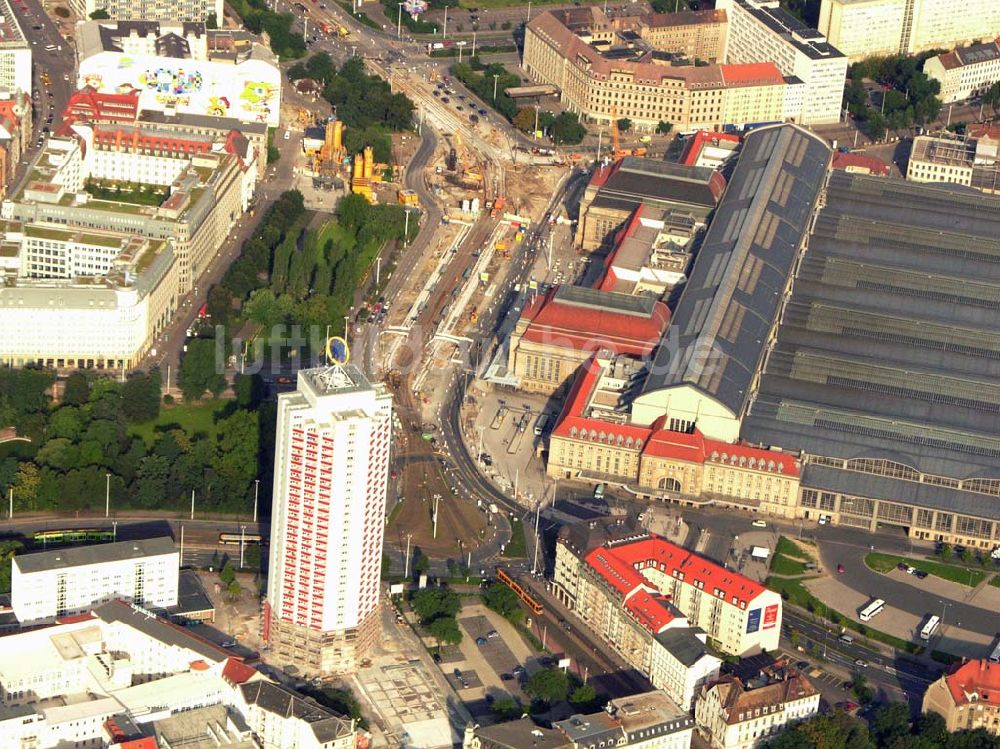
[253,479,260,524]
[492,74,499,102]
[397,2,404,39]
[240,524,247,569]
[105,473,111,518]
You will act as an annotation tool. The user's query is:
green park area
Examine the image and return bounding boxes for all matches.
[864,552,986,588]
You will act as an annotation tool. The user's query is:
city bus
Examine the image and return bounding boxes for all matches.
[859,598,885,622]
[533,414,550,436]
[218,533,265,546]
[920,615,941,641]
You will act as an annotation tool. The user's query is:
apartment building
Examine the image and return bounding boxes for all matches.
[0,91,32,200]
[77,21,281,126]
[695,672,820,749]
[523,8,799,134]
[70,0,222,23]
[922,660,1000,735]
[265,365,393,675]
[818,0,1000,60]
[11,538,179,624]
[715,0,846,124]
[554,523,782,657]
[924,41,1000,104]
[0,1,31,94]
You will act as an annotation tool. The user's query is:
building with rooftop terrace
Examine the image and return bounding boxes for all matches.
[715,0,846,124]
[818,0,1000,60]
[523,7,803,136]
[924,40,1000,104]
[905,133,1000,194]
[77,21,280,127]
[12,538,179,625]
[265,365,393,676]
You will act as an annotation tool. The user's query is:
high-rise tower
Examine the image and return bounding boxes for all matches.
[264,364,392,675]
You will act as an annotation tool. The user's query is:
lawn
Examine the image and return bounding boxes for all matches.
[864,552,985,588]
[502,516,527,558]
[991,574,1000,588]
[770,555,808,576]
[129,399,229,445]
[775,535,811,560]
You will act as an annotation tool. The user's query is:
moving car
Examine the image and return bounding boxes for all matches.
[752,519,767,528]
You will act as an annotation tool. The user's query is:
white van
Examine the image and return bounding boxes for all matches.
[839,634,854,644]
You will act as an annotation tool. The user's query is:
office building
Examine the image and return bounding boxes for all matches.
[818,0,1000,60]
[576,157,725,251]
[507,285,671,394]
[523,8,803,135]
[69,0,222,24]
[626,9,729,63]
[922,660,1000,735]
[11,538,178,624]
[905,133,1000,193]
[0,1,31,95]
[715,0,846,124]
[924,41,1000,104]
[0,600,356,749]
[77,21,281,127]
[679,130,742,169]
[695,672,820,749]
[265,365,393,675]
[554,521,782,657]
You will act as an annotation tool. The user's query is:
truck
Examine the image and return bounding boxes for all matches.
[337,25,349,37]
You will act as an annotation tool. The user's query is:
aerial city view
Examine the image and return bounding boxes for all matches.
[2,0,1000,745]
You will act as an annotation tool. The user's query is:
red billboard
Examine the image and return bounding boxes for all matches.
[762,604,779,630]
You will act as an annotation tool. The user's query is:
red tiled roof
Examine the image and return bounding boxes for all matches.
[63,86,140,125]
[681,130,742,166]
[945,660,1000,706]
[624,588,676,633]
[586,546,648,596]
[832,151,890,176]
[118,739,157,749]
[643,425,799,476]
[222,656,258,685]
[518,286,670,357]
[93,127,213,156]
[607,535,766,606]
[720,62,784,87]
[56,612,97,624]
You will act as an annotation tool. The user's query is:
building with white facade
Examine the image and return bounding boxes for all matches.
[554,519,781,668]
[0,600,357,749]
[0,0,31,95]
[77,21,281,127]
[11,538,179,624]
[715,0,847,125]
[905,133,1000,194]
[818,0,1000,61]
[70,0,221,22]
[265,364,393,675]
[695,672,820,749]
[924,41,1000,104]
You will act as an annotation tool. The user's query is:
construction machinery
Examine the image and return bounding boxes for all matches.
[350,146,392,203]
[611,107,647,159]
[312,119,347,177]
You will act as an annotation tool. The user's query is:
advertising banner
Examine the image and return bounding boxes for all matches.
[746,607,761,634]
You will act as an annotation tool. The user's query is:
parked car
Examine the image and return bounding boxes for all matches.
[854,659,868,668]
[487,630,499,639]
[752,520,767,528]
[453,668,462,678]
[896,562,908,572]
[796,661,810,670]
[837,563,845,573]
[915,570,928,579]
[475,637,487,646]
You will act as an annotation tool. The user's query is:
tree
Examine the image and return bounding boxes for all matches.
[569,684,599,711]
[89,8,110,18]
[48,407,84,441]
[205,12,218,29]
[941,543,953,561]
[410,587,461,623]
[11,462,40,511]
[213,410,260,490]
[961,546,974,565]
[62,372,90,406]
[0,540,24,594]
[179,339,226,401]
[243,544,262,572]
[36,438,80,471]
[914,711,947,746]
[850,670,874,704]
[526,668,569,705]
[866,109,887,141]
[513,107,536,133]
[491,697,522,722]
[234,373,265,410]
[616,118,632,133]
[413,550,431,576]
[985,80,1000,112]
[133,455,170,508]
[869,703,911,747]
[655,120,673,135]
[122,371,161,423]
[427,615,462,648]
[220,561,236,585]
[551,112,586,145]
[482,581,522,620]
[227,580,242,600]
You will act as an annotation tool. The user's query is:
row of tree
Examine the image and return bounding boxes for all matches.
[0,369,268,515]
[229,0,306,58]
[768,703,998,749]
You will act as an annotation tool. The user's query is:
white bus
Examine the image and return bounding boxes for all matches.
[920,615,941,641]
[859,598,885,622]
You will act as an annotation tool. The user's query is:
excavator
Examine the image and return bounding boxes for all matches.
[611,107,647,160]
